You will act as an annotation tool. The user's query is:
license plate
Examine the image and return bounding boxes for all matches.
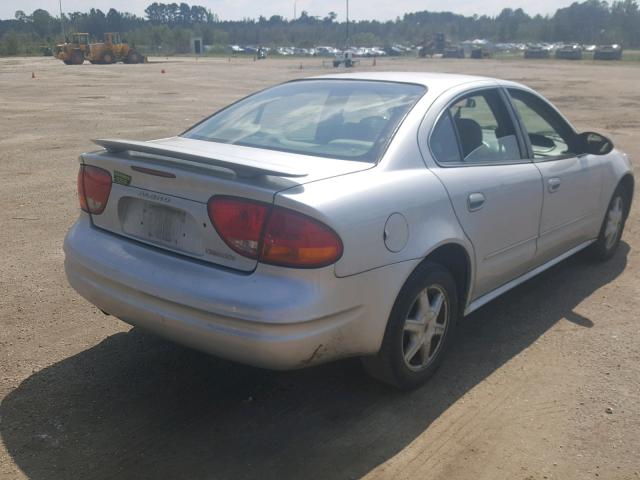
[121,199,201,253]
[143,205,186,245]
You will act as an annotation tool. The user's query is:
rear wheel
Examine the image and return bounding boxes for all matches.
[362,262,458,389]
[102,52,114,64]
[587,185,629,261]
[71,51,84,65]
[126,51,140,64]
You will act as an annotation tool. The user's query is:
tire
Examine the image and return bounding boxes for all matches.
[362,262,459,390]
[102,52,114,64]
[71,51,84,65]
[126,52,139,64]
[345,59,353,68]
[333,61,340,67]
[587,185,629,261]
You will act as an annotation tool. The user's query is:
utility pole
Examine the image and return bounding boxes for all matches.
[59,0,66,39]
[346,0,349,47]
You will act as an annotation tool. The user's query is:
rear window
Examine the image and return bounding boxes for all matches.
[183,80,426,163]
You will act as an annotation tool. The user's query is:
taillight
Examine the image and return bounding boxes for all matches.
[261,208,343,268]
[207,196,343,268]
[77,165,112,215]
[207,197,269,259]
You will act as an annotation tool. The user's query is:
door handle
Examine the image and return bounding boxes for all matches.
[467,193,485,212]
[548,177,561,193]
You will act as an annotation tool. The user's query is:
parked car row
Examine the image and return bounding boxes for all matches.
[228,41,623,61]
[523,43,623,60]
[228,44,396,57]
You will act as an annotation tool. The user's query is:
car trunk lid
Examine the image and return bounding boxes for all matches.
[81,137,372,272]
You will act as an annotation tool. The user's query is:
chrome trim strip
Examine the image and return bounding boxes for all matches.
[539,212,593,236]
[484,235,538,260]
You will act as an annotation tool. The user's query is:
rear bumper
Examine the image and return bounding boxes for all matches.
[64,215,416,369]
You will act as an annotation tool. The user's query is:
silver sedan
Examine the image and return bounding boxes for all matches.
[64,72,634,389]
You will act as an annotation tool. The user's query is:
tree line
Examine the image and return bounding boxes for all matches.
[1,0,639,56]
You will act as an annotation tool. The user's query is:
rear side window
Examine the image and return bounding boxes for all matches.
[430,112,461,163]
[430,89,523,165]
[184,80,426,163]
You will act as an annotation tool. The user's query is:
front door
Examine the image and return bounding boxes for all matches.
[428,88,543,298]
[506,88,603,263]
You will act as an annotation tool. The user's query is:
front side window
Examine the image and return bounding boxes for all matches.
[508,89,577,160]
[184,80,426,163]
[430,89,522,165]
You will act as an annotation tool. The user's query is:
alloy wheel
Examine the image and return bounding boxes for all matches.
[604,196,624,250]
[402,285,449,371]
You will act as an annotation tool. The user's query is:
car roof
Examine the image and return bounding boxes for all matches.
[310,71,524,95]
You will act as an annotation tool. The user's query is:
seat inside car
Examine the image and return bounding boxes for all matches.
[455,117,483,158]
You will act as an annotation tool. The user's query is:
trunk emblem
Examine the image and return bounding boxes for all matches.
[137,191,171,203]
[113,170,131,186]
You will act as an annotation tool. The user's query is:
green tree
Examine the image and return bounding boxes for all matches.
[106,9,123,32]
[31,9,53,38]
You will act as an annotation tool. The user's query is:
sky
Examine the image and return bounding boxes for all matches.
[1,0,576,21]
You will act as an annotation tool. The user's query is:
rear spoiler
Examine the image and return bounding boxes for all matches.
[92,138,308,178]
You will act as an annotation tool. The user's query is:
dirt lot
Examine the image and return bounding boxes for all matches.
[0,55,638,480]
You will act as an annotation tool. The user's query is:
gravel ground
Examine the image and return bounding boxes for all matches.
[0,55,638,480]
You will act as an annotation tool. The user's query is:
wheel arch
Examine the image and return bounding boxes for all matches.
[618,173,634,217]
[415,242,473,315]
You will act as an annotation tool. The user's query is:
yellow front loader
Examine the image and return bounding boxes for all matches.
[54,32,144,65]
[54,33,90,64]
[87,32,144,64]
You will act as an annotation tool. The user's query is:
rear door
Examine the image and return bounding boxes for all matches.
[506,88,603,263]
[428,88,543,298]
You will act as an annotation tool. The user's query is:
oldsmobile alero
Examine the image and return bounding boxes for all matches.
[64,72,634,388]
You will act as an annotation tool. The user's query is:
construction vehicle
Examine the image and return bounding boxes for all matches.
[54,32,90,64]
[443,46,465,58]
[333,51,358,68]
[88,32,144,64]
[54,32,144,65]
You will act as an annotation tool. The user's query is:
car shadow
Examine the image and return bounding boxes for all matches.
[0,244,629,480]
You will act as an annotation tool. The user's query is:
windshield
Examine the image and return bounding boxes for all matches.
[183,80,426,163]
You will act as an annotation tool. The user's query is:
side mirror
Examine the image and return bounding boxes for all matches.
[577,131,614,156]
